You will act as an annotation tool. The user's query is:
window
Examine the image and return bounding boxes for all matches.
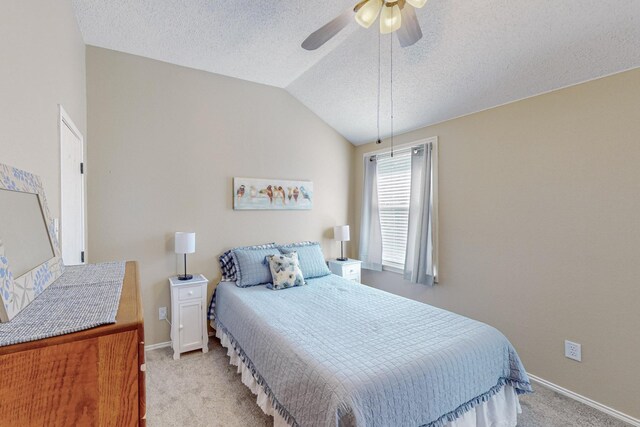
[376,150,412,270]
[361,138,438,282]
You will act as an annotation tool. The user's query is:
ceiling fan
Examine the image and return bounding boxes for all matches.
[301,0,427,51]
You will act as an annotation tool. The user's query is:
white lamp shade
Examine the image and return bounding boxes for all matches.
[175,232,196,254]
[333,225,350,242]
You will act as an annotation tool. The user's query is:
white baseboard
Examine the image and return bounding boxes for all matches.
[528,373,639,427]
[144,341,171,351]
[145,333,213,352]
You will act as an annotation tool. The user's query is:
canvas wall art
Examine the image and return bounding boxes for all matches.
[234,177,313,210]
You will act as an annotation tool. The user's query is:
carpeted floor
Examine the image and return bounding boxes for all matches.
[146,338,629,427]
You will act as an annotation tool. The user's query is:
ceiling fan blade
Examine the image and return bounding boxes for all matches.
[301,8,355,51]
[396,4,423,47]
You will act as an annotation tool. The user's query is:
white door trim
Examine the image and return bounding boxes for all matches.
[58,105,86,264]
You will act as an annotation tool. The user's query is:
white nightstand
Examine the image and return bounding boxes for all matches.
[327,259,362,283]
[169,274,209,360]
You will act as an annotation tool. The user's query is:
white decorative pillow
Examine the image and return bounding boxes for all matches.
[266,252,306,290]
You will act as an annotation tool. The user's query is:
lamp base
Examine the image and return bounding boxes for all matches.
[336,257,348,262]
[177,274,193,281]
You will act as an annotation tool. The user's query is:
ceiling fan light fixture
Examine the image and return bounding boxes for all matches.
[380,3,402,34]
[355,0,384,29]
[406,0,428,8]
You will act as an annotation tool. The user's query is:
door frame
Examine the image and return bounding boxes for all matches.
[58,104,86,264]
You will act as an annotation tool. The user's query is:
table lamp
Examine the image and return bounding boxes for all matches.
[175,232,195,280]
[333,225,350,261]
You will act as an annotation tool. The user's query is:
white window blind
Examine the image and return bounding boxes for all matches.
[377,150,412,269]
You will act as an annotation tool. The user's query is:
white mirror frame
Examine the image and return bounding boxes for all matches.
[0,163,64,322]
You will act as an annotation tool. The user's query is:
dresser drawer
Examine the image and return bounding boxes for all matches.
[178,286,201,301]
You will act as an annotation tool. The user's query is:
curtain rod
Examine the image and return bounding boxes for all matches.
[369,144,427,161]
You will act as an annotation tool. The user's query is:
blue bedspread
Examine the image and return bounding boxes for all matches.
[210,274,531,427]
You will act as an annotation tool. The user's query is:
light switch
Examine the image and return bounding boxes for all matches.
[53,218,60,241]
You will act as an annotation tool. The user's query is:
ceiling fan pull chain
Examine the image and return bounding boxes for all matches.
[377,29,381,145]
[390,34,394,157]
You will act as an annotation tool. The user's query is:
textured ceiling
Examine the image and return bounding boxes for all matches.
[72,0,640,145]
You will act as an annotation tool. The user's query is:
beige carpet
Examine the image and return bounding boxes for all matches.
[146,338,629,427]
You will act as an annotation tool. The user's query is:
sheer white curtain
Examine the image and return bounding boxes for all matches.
[404,143,437,285]
[359,155,383,271]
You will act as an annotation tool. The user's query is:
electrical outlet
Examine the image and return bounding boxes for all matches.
[565,340,582,362]
[159,306,167,321]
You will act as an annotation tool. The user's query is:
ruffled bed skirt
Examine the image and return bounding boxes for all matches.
[215,327,522,427]
[216,328,291,427]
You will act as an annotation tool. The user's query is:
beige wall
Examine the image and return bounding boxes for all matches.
[0,0,86,221]
[353,68,640,418]
[86,47,354,346]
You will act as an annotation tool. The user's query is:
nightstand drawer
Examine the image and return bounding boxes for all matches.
[178,286,201,301]
[344,272,360,283]
[328,259,362,284]
[343,265,359,276]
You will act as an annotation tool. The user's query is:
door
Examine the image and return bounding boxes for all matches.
[59,106,85,265]
[179,300,203,352]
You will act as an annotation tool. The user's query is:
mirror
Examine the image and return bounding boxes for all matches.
[0,163,64,322]
[0,189,55,277]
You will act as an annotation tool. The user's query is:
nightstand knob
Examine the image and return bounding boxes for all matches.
[188,291,193,296]
[179,324,184,330]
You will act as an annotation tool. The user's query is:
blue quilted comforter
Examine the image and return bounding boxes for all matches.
[210,274,531,427]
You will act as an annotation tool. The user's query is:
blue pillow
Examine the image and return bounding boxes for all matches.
[232,247,281,287]
[219,243,276,281]
[278,242,331,279]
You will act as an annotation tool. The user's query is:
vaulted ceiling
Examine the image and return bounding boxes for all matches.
[72,0,640,145]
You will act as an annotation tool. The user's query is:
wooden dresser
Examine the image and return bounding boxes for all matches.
[0,261,146,426]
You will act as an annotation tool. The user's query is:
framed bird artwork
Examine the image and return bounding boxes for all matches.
[233,177,313,210]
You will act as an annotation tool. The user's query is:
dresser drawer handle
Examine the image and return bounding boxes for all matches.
[179,324,184,330]
[140,363,146,372]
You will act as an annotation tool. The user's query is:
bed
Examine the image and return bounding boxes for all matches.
[208,273,531,427]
